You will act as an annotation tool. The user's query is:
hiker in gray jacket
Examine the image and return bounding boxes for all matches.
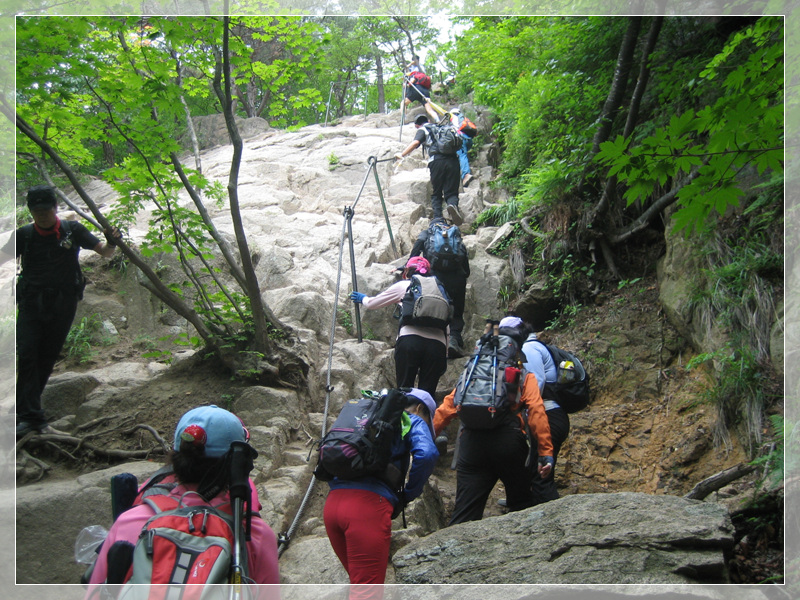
[520,320,571,505]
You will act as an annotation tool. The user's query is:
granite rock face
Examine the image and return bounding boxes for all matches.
[392,492,735,585]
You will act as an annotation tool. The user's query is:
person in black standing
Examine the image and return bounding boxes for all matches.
[395,114,464,226]
[408,217,469,359]
[2,186,121,437]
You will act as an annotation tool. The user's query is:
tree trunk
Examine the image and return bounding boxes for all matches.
[589,16,643,158]
[101,141,114,168]
[590,16,663,228]
[375,47,386,113]
[684,462,756,500]
[622,16,663,140]
[173,53,203,173]
[215,18,275,359]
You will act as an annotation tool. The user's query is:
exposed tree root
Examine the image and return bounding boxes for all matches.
[16,423,169,464]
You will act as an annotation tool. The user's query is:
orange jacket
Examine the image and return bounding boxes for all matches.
[434,372,554,457]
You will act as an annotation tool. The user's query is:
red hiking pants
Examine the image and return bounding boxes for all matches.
[324,488,393,600]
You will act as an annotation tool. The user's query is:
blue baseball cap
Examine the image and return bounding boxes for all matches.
[173,405,248,458]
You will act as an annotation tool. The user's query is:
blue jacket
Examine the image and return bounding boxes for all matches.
[522,334,560,410]
[328,413,438,506]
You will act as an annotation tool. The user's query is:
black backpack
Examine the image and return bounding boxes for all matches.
[314,389,410,488]
[398,274,453,332]
[424,221,465,272]
[453,330,523,429]
[424,122,462,156]
[538,343,591,413]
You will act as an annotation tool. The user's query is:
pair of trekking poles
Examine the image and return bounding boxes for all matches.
[449,320,501,469]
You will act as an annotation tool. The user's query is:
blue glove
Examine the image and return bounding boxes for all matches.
[350,291,366,304]
[538,456,555,469]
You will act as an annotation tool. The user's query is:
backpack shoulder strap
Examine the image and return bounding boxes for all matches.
[19,224,34,265]
[142,493,180,515]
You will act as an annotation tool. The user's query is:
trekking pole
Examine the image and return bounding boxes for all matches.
[229,441,257,596]
[368,155,399,258]
[490,321,501,421]
[459,321,493,398]
[404,79,447,119]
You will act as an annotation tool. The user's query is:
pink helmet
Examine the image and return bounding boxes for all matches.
[405,256,431,275]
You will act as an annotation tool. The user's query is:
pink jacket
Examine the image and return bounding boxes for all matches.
[361,279,448,346]
[88,483,279,587]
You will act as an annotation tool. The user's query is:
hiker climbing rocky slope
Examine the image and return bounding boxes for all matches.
[13,106,784,587]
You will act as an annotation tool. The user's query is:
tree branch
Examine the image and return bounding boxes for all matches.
[684,462,756,500]
[608,165,704,245]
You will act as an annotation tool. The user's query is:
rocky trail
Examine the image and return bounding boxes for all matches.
[11,106,783,590]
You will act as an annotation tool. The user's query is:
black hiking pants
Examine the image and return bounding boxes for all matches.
[428,156,460,219]
[449,421,533,525]
[530,407,570,505]
[394,334,447,399]
[16,288,79,426]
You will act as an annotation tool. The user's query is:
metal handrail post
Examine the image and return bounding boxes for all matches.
[368,156,398,258]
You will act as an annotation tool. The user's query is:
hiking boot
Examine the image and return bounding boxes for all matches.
[435,434,449,456]
[448,338,465,359]
[16,421,45,438]
[462,173,474,188]
[445,204,463,226]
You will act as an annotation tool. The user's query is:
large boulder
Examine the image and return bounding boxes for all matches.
[15,462,161,584]
[392,492,734,585]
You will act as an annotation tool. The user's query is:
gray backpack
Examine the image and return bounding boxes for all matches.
[453,333,523,429]
[424,122,463,156]
[398,274,453,332]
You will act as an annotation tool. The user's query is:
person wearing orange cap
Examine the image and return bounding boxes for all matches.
[350,256,450,398]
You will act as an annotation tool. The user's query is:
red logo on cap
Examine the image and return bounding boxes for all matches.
[180,424,207,446]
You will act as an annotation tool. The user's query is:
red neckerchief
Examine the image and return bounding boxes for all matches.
[34,215,61,239]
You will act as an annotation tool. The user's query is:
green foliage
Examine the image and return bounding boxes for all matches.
[617,277,642,290]
[449,16,621,195]
[475,198,525,228]
[15,16,331,360]
[749,414,786,492]
[310,16,439,119]
[686,342,775,455]
[496,285,513,312]
[337,305,354,335]
[63,314,108,363]
[595,17,783,235]
[547,304,579,330]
